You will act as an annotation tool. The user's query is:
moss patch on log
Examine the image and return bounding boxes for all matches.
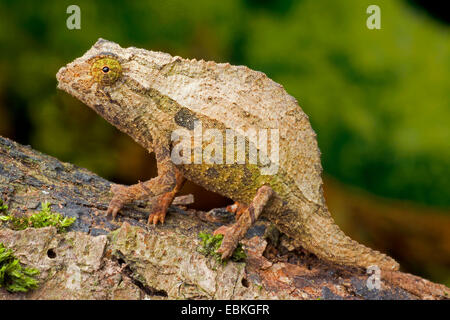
[197,231,246,264]
[0,201,75,233]
[0,242,39,293]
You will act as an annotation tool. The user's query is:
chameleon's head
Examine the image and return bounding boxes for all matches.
[56,38,175,141]
[57,39,127,114]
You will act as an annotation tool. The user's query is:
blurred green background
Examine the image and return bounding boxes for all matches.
[0,0,449,285]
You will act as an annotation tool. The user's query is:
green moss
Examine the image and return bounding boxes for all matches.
[197,231,246,264]
[0,199,7,213]
[0,201,76,233]
[0,242,39,293]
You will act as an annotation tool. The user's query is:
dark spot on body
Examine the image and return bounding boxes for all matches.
[174,108,198,130]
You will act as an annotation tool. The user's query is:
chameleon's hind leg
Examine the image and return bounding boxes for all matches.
[226,202,248,221]
[106,144,177,220]
[147,170,185,225]
[214,185,274,260]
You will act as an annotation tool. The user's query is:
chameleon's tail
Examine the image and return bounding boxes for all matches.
[279,204,400,271]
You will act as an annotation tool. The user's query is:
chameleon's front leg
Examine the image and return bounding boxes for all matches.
[214,185,274,260]
[106,144,178,222]
[146,170,185,225]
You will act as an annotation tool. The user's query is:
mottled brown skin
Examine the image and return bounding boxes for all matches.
[56,39,399,271]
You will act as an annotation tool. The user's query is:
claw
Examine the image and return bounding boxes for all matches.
[106,184,129,221]
[147,210,167,225]
[106,201,122,220]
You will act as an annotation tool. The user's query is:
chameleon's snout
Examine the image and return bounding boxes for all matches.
[56,66,68,90]
[55,64,87,103]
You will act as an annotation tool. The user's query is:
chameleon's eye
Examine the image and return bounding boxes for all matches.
[91,57,122,85]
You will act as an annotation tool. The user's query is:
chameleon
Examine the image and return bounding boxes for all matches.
[56,38,399,271]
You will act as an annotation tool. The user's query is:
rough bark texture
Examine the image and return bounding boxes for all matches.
[0,136,448,300]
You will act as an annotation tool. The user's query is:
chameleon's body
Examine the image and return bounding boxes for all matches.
[56,39,399,271]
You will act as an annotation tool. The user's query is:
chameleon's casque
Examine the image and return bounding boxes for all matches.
[56,39,399,271]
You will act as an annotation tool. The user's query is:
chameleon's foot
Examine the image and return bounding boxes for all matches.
[147,169,185,225]
[106,184,133,220]
[148,210,167,225]
[213,224,241,260]
[226,202,248,220]
[106,170,185,224]
[214,185,274,260]
[147,191,174,225]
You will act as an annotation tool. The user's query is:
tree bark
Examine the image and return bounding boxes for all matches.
[0,136,448,300]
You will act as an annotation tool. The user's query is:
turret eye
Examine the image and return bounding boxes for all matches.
[91,56,122,85]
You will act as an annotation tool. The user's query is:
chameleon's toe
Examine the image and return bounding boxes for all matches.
[146,191,174,225]
[213,224,240,260]
[106,184,131,220]
[147,210,167,225]
[106,202,121,220]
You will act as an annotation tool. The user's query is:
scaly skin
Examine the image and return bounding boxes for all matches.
[56,39,399,271]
